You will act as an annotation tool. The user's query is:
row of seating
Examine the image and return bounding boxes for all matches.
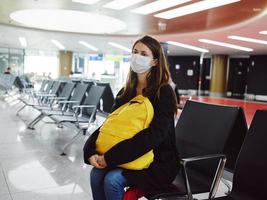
[0,74,18,92]
[148,100,266,200]
[0,74,33,93]
[15,78,115,155]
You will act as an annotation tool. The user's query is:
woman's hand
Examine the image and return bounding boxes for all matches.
[97,155,107,168]
[89,154,104,169]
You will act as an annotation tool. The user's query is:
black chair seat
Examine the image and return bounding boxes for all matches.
[149,100,247,200]
[202,110,267,200]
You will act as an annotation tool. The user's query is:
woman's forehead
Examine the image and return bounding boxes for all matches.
[133,42,151,52]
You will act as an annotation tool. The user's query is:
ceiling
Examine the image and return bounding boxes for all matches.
[0,0,267,56]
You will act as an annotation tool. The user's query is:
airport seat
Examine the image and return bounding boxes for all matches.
[35,80,63,103]
[17,80,63,116]
[96,82,115,113]
[17,79,48,107]
[201,110,267,200]
[0,74,17,93]
[49,85,105,155]
[177,98,248,194]
[220,108,247,194]
[50,84,105,126]
[33,81,75,111]
[148,100,244,200]
[26,83,89,129]
[31,80,54,98]
[16,80,55,115]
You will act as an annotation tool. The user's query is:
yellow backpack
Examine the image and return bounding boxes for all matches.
[96,95,154,170]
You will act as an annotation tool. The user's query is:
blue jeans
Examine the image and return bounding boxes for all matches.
[90,167,130,200]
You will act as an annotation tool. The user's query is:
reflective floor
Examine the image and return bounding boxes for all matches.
[0,95,95,200]
[0,95,230,200]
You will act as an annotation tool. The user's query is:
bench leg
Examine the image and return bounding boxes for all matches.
[27,113,44,129]
[61,129,83,156]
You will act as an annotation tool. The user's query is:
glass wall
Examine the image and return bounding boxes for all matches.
[72,52,130,95]
[0,47,24,75]
[73,53,87,74]
[24,50,59,80]
[0,46,129,95]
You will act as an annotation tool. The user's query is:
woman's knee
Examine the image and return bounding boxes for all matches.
[104,169,126,189]
[90,167,106,186]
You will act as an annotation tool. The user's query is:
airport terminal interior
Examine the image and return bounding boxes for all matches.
[1,0,267,200]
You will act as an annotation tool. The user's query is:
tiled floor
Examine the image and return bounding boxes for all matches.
[0,94,230,200]
[0,95,96,200]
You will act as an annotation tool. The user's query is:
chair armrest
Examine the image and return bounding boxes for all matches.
[73,105,96,117]
[58,100,79,104]
[180,154,226,200]
[72,105,96,109]
[181,154,226,164]
[35,91,48,95]
[57,100,79,114]
[48,96,67,100]
[72,105,97,127]
[37,94,57,97]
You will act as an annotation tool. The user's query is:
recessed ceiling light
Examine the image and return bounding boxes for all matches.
[228,35,267,45]
[103,0,145,10]
[108,42,131,53]
[259,30,267,35]
[10,9,126,34]
[51,40,65,50]
[79,41,98,51]
[19,37,27,47]
[72,0,101,5]
[198,39,253,52]
[155,0,240,19]
[253,8,262,12]
[167,41,209,53]
[131,0,191,15]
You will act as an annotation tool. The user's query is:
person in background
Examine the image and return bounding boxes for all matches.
[47,72,52,80]
[83,35,180,200]
[4,67,11,74]
[20,74,34,88]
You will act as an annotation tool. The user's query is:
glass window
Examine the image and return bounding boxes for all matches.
[24,50,59,80]
[72,53,87,74]
[0,48,9,74]
[0,47,24,75]
[72,52,130,95]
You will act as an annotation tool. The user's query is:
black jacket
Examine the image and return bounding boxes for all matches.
[83,84,180,197]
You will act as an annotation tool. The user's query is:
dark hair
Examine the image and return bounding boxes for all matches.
[120,35,173,100]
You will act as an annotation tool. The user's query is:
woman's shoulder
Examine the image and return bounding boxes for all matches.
[159,84,174,97]
[156,84,177,111]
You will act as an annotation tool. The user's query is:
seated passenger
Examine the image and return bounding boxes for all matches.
[4,67,12,74]
[83,35,179,200]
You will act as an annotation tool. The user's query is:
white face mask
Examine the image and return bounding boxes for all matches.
[130,54,152,74]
